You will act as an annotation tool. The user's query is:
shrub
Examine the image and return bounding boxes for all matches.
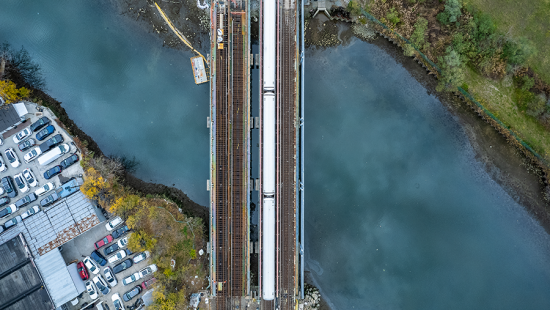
[386,8,401,26]
[503,37,536,65]
[347,0,363,16]
[437,47,465,92]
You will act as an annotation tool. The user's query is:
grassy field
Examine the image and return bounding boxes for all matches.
[464,67,550,159]
[464,0,550,83]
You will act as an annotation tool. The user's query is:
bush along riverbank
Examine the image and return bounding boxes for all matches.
[1,42,209,308]
[331,1,550,196]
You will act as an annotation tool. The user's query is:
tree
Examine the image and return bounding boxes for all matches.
[437,47,465,92]
[437,0,462,24]
[347,0,362,16]
[503,37,536,65]
[386,8,400,27]
[0,80,30,103]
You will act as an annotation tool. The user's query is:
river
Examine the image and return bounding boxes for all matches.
[2,1,550,309]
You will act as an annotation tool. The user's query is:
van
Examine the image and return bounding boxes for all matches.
[38,143,70,166]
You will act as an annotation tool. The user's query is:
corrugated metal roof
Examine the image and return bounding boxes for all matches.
[34,248,78,308]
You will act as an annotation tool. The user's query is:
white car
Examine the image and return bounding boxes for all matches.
[20,205,40,220]
[112,293,124,310]
[133,251,150,264]
[83,256,100,275]
[85,281,98,300]
[0,155,6,172]
[4,148,20,168]
[13,128,32,143]
[35,182,54,196]
[93,275,111,295]
[106,216,123,231]
[13,173,29,193]
[22,168,38,187]
[23,147,41,163]
[108,250,127,264]
[138,264,158,278]
[122,272,141,286]
[117,236,128,248]
[103,266,118,287]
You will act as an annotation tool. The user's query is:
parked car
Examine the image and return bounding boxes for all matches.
[108,250,127,264]
[13,128,32,143]
[36,125,55,141]
[22,168,38,187]
[60,154,79,169]
[3,216,20,230]
[85,281,99,300]
[30,116,51,132]
[132,251,150,264]
[14,173,29,193]
[20,205,40,220]
[4,148,20,168]
[112,225,129,239]
[138,265,157,278]
[23,147,41,163]
[1,177,17,198]
[39,134,64,153]
[104,243,120,256]
[40,192,59,207]
[44,166,62,180]
[0,197,10,207]
[112,259,133,274]
[35,182,54,196]
[123,285,142,302]
[91,250,107,266]
[0,155,6,172]
[112,293,123,310]
[83,256,100,274]
[77,261,89,280]
[105,216,123,231]
[141,277,157,290]
[122,272,141,286]
[93,275,110,295]
[103,266,118,287]
[14,193,37,208]
[95,234,114,250]
[18,138,36,152]
[117,236,128,248]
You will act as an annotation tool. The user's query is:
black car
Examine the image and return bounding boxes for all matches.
[40,192,59,207]
[18,138,36,152]
[44,165,62,179]
[91,250,107,266]
[60,154,79,169]
[15,193,37,208]
[0,197,9,207]
[104,243,120,256]
[113,259,133,274]
[30,117,51,132]
[39,134,64,153]
[3,217,19,230]
[112,225,129,239]
[1,177,17,198]
[123,286,142,302]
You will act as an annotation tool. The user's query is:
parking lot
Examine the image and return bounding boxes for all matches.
[0,103,83,228]
[60,217,154,310]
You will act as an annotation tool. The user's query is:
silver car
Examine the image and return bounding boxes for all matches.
[103,266,118,287]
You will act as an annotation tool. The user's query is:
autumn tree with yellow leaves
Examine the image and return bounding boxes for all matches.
[0,80,30,103]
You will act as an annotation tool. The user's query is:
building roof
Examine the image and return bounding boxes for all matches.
[0,235,54,310]
[0,104,22,133]
[34,248,78,308]
[0,191,100,257]
[12,102,29,118]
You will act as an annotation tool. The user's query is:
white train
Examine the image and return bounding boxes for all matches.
[262,0,276,301]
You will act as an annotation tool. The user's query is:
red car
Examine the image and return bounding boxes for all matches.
[94,234,114,249]
[77,261,89,280]
[141,277,157,290]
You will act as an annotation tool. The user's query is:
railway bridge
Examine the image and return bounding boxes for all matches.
[207,0,305,308]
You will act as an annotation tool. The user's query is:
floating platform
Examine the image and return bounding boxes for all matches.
[191,56,209,84]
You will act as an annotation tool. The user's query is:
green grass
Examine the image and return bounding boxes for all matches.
[464,67,550,159]
[464,0,550,83]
